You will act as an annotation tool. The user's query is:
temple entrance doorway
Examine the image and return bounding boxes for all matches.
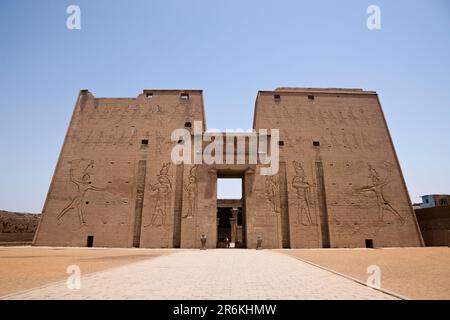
[217,204,243,248]
[216,176,246,248]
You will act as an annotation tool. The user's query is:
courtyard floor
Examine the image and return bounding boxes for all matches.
[0,246,173,297]
[0,247,448,300]
[278,247,450,300]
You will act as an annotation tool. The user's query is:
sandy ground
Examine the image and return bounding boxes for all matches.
[4,250,395,300]
[277,247,450,300]
[0,246,176,297]
[1,246,449,299]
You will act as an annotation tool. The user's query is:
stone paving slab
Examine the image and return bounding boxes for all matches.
[2,249,396,300]
[0,246,174,296]
[278,247,450,300]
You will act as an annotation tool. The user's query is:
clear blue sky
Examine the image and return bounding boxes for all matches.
[0,0,449,212]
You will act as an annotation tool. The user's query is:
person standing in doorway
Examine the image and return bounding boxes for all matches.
[225,237,230,248]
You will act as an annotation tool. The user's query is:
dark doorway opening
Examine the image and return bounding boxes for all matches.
[217,207,232,247]
[365,239,374,248]
[216,206,243,248]
[216,174,246,248]
[87,236,94,248]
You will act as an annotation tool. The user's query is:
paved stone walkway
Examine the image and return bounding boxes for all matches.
[3,250,396,300]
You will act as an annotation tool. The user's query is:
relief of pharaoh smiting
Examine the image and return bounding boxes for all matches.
[145,163,173,227]
[56,159,131,226]
[57,159,106,226]
[353,162,407,224]
[291,161,316,226]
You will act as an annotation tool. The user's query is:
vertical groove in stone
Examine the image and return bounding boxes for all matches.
[279,162,290,248]
[173,164,184,248]
[315,161,331,248]
[132,160,147,248]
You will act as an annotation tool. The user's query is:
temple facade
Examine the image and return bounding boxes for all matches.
[33,88,424,248]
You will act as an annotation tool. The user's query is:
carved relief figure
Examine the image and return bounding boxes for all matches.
[337,111,348,125]
[183,165,198,218]
[341,133,352,151]
[326,110,337,124]
[146,163,172,227]
[115,128,126,146]
[155,131,163,153]
[95,131,104,146]
[82,129,94,145]
[355,163,406,224]
[330,130,342,148]
[306,110,317,125]
[130,106,141,120]
[292,161,315,226]
[57,160,105,226]
[346,108,359,124]
[351,132,361,149]
[128,127,137,146]
[265,175,280,214]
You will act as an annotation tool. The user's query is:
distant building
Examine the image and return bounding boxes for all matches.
[420,195,450,209]
[415,205,450,246]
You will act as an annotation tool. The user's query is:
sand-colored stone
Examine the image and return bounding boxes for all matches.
[0,246,174,296]
[415,205,450,246]
[33,88,423,249]
[278,247,450,300]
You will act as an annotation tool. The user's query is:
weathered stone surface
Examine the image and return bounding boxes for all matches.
[415,205,450,246]
[33,88,423,249]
